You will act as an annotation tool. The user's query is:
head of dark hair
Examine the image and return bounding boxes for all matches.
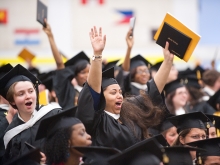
[120,91,164,140]
[186,86,204,106]
[44,126,72,164]
[165,90,176,115]
[172,128,191,146]
[202,70,220,87]
[74,61,89,76]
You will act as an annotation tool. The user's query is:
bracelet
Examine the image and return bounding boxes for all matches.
[92,55,102,61]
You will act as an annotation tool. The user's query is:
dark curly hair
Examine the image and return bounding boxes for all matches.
[44,126,73,165]
[120,91,164,140]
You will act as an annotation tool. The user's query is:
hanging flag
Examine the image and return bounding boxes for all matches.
[81,0,104,5]
[0,10,7,24]
[14,29,40,45]
[116,10,134,24]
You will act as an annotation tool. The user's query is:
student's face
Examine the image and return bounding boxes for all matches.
[134,66,150,85]
[12,81,36,115]
[204,156,220,165]
[164,126,178,146]
[167,66,178,83]
[180,128,206,160]
[209,127,217,138]
[75,64,90,87]
[103,84,123,114]
[172,87,188,108]
[69,123,92,147]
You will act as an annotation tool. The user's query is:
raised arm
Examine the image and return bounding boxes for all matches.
[87,26,106,93]
[43,19,65,70]
[122,28,134,71]
[154,42,174,93]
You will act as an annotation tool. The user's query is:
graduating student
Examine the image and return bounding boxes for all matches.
[35,107,92,165]
[121,29,152,96]
[202,69,220,98]
[43,19,90,109]
[0,64,63,164]
[169,112,210,162]
[187,138,220,165]
[76,26,174,150]
[164,79,188,115]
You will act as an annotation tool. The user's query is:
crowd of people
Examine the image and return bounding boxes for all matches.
[1,19,220,165]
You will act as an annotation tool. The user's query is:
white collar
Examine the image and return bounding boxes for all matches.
[203,86,215,96]
[175,107,185,115]
[75,85,83,92]
[50,102,61,108]
[104,110,120,120]
[131,82,147,90]
[17,110,37,122]
[0,104,9,111]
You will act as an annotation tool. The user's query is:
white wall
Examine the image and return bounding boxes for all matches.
[0,0,215,72]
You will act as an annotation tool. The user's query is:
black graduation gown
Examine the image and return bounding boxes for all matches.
[76,79,168,151]
[1,106,62,164]
[53,67,76,110]
[123,73,146,96]
[0,108,8,162]
[184,101,216,115]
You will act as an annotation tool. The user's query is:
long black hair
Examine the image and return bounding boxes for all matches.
[44,126,73,165]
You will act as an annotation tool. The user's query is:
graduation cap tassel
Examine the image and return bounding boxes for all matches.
[206,122,210,139]
[161,148,169,164]
[197,155,202,165]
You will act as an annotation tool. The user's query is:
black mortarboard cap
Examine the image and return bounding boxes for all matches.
[159,114,175,133]
[0,63,13,79]
[73,146,121,165]
[0,64,41,99]
[102,59,120,71]
[108,137,163,165]
[164,79,184,96]
[130,54,152,71]
[187,137,220,157]
[207,89,220,111]
[64,51,90,67]
[183,77,201,89]
[5,148,41,165]
[178,68,194,79]
[38,71,55,92]
[153,134,170,147]
[167,112,210,133]
[102,67,118,89]
[35,106,80,140]
[150,61,163,72]
[164,146,204,165]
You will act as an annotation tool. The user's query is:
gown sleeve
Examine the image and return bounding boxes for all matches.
[53,67,76,110]
[76,82,105,135]
[146,79,170,117]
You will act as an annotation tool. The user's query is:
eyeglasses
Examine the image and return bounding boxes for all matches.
[188,134,206,140]
[136,70,150,74]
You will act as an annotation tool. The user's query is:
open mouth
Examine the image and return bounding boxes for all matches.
[25,101,32,107]
[115,101,122,108]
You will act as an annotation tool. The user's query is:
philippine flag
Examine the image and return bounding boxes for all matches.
[116,10,134,24]
[14,29,40,45]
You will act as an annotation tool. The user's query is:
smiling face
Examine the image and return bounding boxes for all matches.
[134,66,150,85]
[172,86,188,109]
[11,81,36,116]
[103,84,123,114]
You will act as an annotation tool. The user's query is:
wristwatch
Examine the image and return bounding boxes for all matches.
[92,55,102,60]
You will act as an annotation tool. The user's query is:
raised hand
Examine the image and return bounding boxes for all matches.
[163,41,174,64]
[126,28,134,49]
[43,18,53,37]
[89,26,106,55]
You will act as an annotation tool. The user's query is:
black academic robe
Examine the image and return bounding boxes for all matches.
[123,73,146,96]
[0,108,8,162]
[53,67,76,110]
[185,101,216,115]
[76,79,168,151]
[1,105,62,164]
